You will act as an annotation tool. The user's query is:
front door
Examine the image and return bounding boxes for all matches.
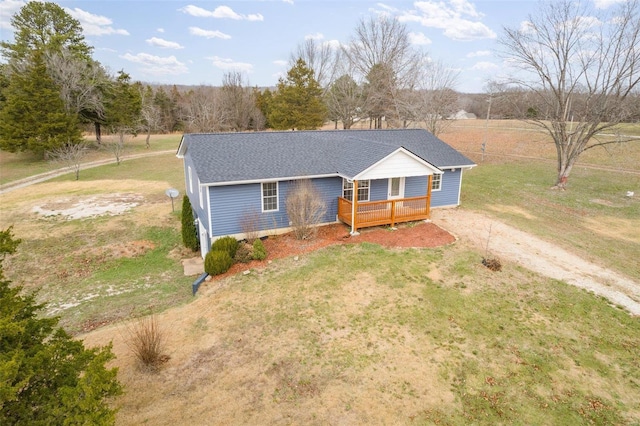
[388,177,405,200]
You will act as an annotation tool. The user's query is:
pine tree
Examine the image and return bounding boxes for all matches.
[0,50,82,157]
[0,227,122,424]
[181,196,200,252]
[268,59,327,130]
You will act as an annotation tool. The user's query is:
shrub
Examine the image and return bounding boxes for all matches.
[125,315,168,371]
[181,196,199,252]
[234,243,253,263]
[211,236,238,258]
[205,250,234,275]
[252,238,267,260]
[285,179,326,240]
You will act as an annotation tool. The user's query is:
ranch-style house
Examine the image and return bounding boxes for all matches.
[177,129,476,258]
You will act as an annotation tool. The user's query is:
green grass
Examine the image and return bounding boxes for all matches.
[0,134,181,185]
[208,243,640,424]
[462,161,640,281]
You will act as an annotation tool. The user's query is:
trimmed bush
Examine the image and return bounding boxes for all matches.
[204,250,234,275]
[252,238,267,260]
[211,236,238,258]
[181,196,199,252]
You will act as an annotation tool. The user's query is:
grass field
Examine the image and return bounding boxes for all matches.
[1,121,639,424]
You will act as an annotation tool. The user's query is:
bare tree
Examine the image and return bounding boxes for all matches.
[45,49,110,141]
[325,73,365,129]
[139,85,162,148]
[179,86,225,132]
[219,71,265,131]
[46,142,87,180]
[499,0,640,188]
[289,38,338,90]
[343,15,426,128]
[285,180,327,240]
[414,60,460,136]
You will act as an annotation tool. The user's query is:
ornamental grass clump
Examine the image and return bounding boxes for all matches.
[205,250,234,275]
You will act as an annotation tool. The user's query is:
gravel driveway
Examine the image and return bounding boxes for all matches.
[433,208,640,316]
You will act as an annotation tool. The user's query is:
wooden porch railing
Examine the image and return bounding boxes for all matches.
[337,196,430,230]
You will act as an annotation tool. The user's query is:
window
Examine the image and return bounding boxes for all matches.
[262,182,278,212]
[343,179,370,202]
[198,179,204,208]
[188,166,193,194]
[431,173,442,191]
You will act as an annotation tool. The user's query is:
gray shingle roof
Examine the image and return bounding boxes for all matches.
[179,129,475,184]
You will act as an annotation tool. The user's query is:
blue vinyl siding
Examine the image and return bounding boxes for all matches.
[431,169,462,207]
[405,176,429,198]
[369,179,387,201]
[208,177,342,237]
[183,154,210,234]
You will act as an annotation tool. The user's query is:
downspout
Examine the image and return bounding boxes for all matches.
[351,180,359,235]
[456,168,463,206]
[427,175,433,218]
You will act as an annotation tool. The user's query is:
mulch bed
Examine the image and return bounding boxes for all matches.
[219,221,456,279]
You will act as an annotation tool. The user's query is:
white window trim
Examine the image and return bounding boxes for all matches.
[261,181,279,212]
[188,166,193,194]
[343,178,370,202]
[431,173,442,192]
[198,179,204,209]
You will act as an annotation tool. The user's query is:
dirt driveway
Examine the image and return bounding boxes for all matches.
[432,209,640,316]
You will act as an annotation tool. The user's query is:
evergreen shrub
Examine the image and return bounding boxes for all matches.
[204,250,233,275]
[252,239,267,260]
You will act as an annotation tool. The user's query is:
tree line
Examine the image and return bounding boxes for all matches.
[2,0,640,185]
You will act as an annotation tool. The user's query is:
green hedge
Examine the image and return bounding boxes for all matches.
[181,196,199,252]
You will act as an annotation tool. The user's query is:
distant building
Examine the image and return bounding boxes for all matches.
[448,110,477,120]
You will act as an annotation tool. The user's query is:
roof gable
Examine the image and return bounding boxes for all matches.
[354,147,441,180]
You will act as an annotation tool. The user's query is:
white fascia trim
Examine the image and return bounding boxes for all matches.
[202,173,340,187]
[176,135,187,158]
[352,147,442,181]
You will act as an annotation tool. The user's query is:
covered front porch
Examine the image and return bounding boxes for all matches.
[337,175,433,233]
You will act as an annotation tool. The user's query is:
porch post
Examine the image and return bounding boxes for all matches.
[351,180,358,234]
[426,175,432,218]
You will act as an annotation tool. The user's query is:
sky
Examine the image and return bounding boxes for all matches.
[0,0,629,93]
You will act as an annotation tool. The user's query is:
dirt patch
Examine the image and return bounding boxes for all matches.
[32,193,144,220]
[86,240,156,260]
[583,216,640,244]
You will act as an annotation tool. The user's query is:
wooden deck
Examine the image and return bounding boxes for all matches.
[337,196,431,231]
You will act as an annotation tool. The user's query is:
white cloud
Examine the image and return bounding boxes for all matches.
[121,53,188,75]
[470,61,499,71]
[467,50,491,58]
[0,0,25,30]
[189,27,231,39]
[208,56,253,72]
[305,32,324,40]
[594,0,626,9]
[397,0,496,41]
[157,28,165,33]
[179,5,263,21]
[273,60,287,66]
[283,0,294,4]
[146,37,184,49]
[323,39,342,50]
[408,32,432,45]
[66,7,129,36]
